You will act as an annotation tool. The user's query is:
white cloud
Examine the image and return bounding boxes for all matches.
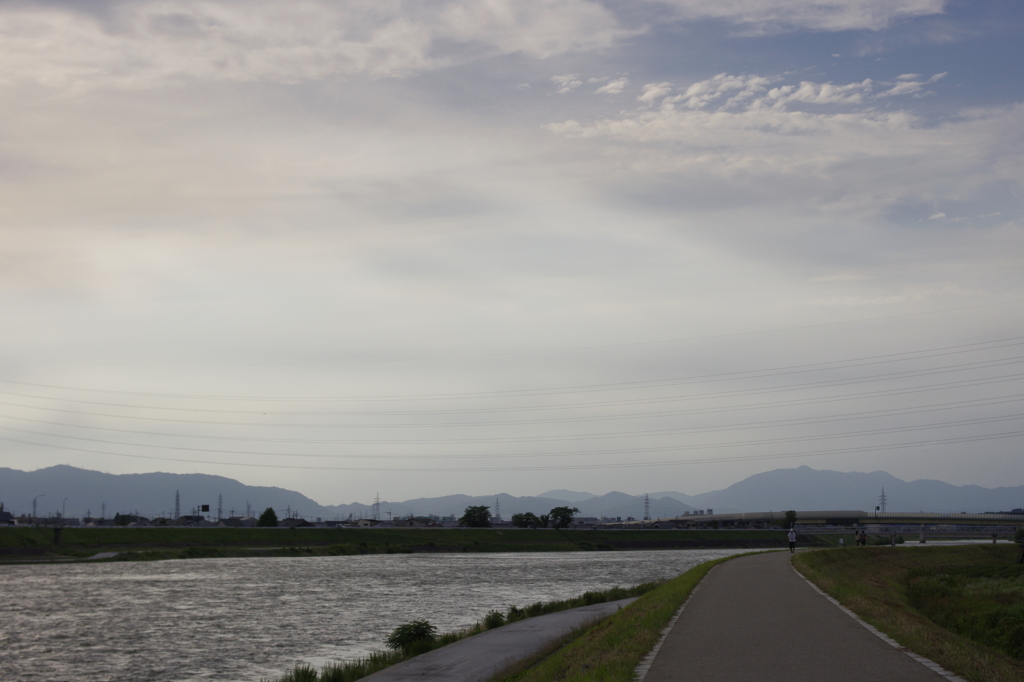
[0,0,631,88]
[638,82,674,103]
[552,74,583,93]
[546,73,1024,218]
[648,0,945,33]
[595,77,628,95]
[878,72,945,97]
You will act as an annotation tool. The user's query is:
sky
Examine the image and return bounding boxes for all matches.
[1,0,1023,512]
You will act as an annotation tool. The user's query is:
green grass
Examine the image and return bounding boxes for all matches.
[793,545,1024,682]
[269,582,662,682]
[497,553,748,682]
[906,563,1024,659]
[0,527,790,562]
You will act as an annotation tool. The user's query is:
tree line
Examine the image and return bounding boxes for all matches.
[458,505,580,529]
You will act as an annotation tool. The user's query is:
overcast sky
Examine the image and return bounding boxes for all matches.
[1,0,1023,512]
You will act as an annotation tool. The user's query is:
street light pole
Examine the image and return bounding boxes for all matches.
[32,494,45,521]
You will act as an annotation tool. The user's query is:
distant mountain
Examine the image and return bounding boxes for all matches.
[2,465,1021,522]
[649,491,700,506]
[0,466,691,521]
[0,465,332,520]
[574,492,695,520]
[684,466,1024,514]
[537,489,595,503]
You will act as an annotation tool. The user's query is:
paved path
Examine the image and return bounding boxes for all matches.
[363,598,636,682]
[643,551,947,682]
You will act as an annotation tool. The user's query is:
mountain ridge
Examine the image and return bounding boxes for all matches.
[2,465,1021,521]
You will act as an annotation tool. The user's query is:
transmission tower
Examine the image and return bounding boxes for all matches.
[174,490,180,520]
[643,494,651,521]
[101,502,106,520]
[372,493,381,521]
[217,494,223,522]
[879,487,887,514]
[495,496,501,521]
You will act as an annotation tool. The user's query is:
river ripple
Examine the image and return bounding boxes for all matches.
[1,549,743,681]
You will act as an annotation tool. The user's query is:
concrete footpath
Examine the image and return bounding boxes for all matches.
[363,597,636,682]
[642,551,950,682]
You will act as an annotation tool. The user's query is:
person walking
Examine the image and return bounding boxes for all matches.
[788,528,797,553]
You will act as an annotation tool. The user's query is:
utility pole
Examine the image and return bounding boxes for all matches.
[217,494,223,522]
[643,494,651,521]
[174,490,180,520]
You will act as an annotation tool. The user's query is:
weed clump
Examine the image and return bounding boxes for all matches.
[386,619,438,654]
[483,610,505,629]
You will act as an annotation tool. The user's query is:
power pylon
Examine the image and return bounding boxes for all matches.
[643,494,651,521]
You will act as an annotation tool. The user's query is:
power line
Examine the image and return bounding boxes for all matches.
[3,352,1023,416]
[4,334,1024,402]
[2,392,1022,445]
[2,412,1019,460]
[1,372,1021,429]
[1,429,1020,472]
[18,297,1024,368]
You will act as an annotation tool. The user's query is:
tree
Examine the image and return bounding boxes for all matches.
[257,507,278,527]
[784,510,797,529]
[459,505,491,527]
[537,514,550,528]
[548,506,580,529]
[511,512,540,528]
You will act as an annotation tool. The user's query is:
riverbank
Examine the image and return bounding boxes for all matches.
[0,526,793,563]
[272,584,657,682]
[793,545,1024,682]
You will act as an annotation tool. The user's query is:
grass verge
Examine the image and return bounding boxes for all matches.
[0,527,790,563]
[269,583,660,682]
[497,552,750,682]
[793,545,1024,682]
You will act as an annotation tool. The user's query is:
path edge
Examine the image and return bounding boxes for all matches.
[790,561,967,682]
[632,564,716,681]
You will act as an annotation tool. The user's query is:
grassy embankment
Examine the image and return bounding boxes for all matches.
[271,582,662,682]
[794,545,1024,682]
[496,553,747,682]
[0,526,790,562]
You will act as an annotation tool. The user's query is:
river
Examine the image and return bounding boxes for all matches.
[1,549,744,681]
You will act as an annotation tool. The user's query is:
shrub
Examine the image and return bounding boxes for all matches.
[386,620,437,652]
[483,610,505,629]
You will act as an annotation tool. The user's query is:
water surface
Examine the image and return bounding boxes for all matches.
[1,549,743,681]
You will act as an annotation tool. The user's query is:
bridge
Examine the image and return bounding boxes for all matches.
[621,510,1023,535]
